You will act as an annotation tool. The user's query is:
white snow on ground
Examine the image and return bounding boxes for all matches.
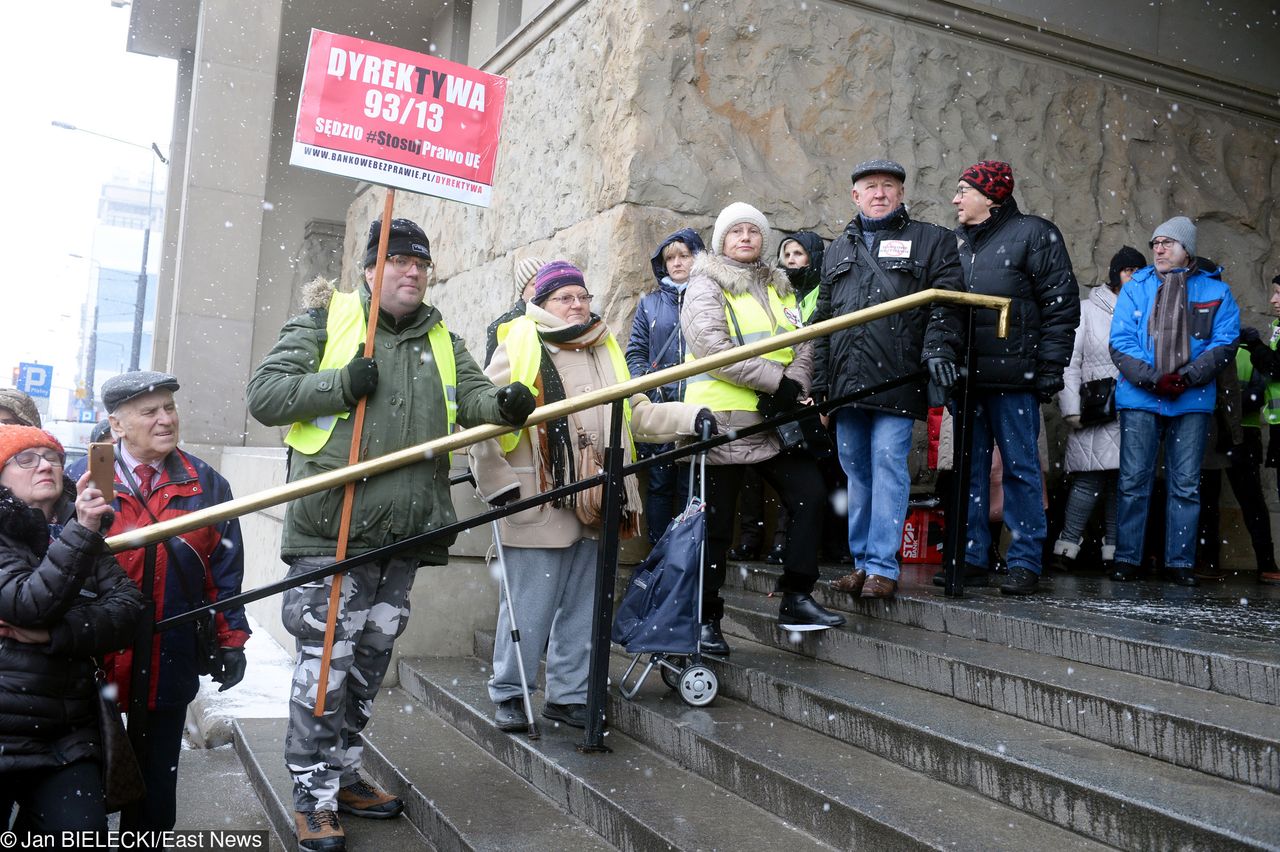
[186,615,293,747]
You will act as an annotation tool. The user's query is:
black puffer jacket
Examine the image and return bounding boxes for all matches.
[955,197,1079,390]
[0,480,143,771]
[814,207,964,420]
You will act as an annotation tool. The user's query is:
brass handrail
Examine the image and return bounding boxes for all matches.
[104,289,1009,552]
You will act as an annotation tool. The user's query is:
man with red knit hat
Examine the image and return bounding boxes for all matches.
[944,160,1079,595]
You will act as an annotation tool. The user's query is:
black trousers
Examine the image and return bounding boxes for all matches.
[1,758,107,842]
[1198,430,1277,571]
[704,450,826,619]
[120,703,187,831]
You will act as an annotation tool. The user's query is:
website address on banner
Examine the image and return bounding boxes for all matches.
[1,829,269,849]
[302,147,484,193]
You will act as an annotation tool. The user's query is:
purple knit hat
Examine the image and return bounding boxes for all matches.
[531,261,587,305]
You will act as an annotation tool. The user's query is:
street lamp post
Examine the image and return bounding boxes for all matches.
[53,121,169,372]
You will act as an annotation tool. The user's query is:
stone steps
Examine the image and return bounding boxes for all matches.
[726,563,1280,706]
[694,625,1280,850]
[468,630,1101,851]
[720,585,1280,792]
[235,717,436,852]
[173,744,286,851]
[602,652,1109,852]
[396,654,835,851]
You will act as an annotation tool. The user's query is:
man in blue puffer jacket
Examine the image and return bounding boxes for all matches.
[1109,216,1239,586]
[626,227,705,542]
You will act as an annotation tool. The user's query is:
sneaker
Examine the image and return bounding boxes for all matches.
[1258,567,1280,586]
[542,702,588,728]
[699,621,730,657]
[932,563,990,588]
[778,592,845,631]
[294,809,345,852]
[337,776,403,819]
[999,566,1040,596]
[494,697,529,733]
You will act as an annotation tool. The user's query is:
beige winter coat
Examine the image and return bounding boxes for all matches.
[470,304,703,549]
[681,252,814,466]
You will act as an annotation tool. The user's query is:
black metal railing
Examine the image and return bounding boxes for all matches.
[119,292,1003,755]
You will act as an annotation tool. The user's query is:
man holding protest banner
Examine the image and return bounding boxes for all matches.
[247,217,536,852]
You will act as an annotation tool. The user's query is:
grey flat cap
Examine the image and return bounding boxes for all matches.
[851,159,907,184]
[102,371,180,413]
[0,387,41,427]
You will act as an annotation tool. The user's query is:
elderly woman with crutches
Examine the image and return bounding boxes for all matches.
[470,260,713,734]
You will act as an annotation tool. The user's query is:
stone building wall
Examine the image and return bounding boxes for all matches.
[343,0,1280,351]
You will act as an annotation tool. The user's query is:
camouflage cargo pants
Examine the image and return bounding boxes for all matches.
[281,555,417,812]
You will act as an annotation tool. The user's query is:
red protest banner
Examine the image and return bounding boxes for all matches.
[291,29,508,207]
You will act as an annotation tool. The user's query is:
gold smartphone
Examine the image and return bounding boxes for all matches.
[88,442,116,503]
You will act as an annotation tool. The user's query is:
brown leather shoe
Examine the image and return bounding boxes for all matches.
[337,776,404,819]
[830,569,867,595]
[860,574,897,599]
[294,809,345,852]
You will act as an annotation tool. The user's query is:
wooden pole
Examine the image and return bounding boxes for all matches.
[314,190,395,716]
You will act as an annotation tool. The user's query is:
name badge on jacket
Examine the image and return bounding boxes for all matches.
[878,240,911,259]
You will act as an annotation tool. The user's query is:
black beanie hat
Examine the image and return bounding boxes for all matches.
[1108,245,1147,287]
[363,218,432,268]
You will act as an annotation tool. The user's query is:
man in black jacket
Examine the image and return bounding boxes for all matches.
[815,159,964,600]
[946,160,1079,595]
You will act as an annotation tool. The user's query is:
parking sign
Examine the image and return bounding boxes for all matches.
[17,363,53,399]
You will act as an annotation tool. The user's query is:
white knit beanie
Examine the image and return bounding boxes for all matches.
[513,255,547,297]
[712,202,769,257]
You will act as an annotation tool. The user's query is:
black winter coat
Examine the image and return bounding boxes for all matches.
[954,197,1079,390]
[814,208,964,420]
[0,481,143,771]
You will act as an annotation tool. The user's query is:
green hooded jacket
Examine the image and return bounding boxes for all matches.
[246,282,509,564]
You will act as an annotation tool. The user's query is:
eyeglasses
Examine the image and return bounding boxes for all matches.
[387,255,431,272]
[1149,238,1179,250]
[546,292,594,306]
[6,449,64,469]
[954,186,977,196]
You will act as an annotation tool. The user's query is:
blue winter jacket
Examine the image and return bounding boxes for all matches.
[626,228,706,403]
[1109,264,1239,416]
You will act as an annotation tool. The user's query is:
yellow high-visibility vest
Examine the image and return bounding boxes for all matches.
[498,316,633,457]
[1255,321,1280,426]
[284,290,457,454]
[684,286,798,412]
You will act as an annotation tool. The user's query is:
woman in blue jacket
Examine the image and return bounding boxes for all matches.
[1108,217,1239,586]
[626,228,705,543]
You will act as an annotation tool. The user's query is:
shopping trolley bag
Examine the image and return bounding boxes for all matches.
[611,500,705,655]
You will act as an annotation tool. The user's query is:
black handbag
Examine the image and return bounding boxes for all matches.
[1078,377,1117,426]
[95,662,146,813]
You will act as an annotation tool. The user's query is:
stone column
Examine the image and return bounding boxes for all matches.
[162,0,282,445]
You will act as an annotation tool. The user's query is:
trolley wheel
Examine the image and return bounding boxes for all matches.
[660,657,685,691]
[677,665,718,707]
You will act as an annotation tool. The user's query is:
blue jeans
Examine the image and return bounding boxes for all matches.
[835,408,914,580]
[963,392,1046,574]
[1115,410,1210,569]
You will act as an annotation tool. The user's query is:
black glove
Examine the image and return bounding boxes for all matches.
[215,647,246,692]
[345,354,379,400]
[489,487,521,508]
[1240,326,1262,347]
[693,409,718,438]
[926,357,957,389]
[496,383,536,426]
[774,376,804,408]
[1034,371,1064,403]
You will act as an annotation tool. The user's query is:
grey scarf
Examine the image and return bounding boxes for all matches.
[1149,263,1194,375]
